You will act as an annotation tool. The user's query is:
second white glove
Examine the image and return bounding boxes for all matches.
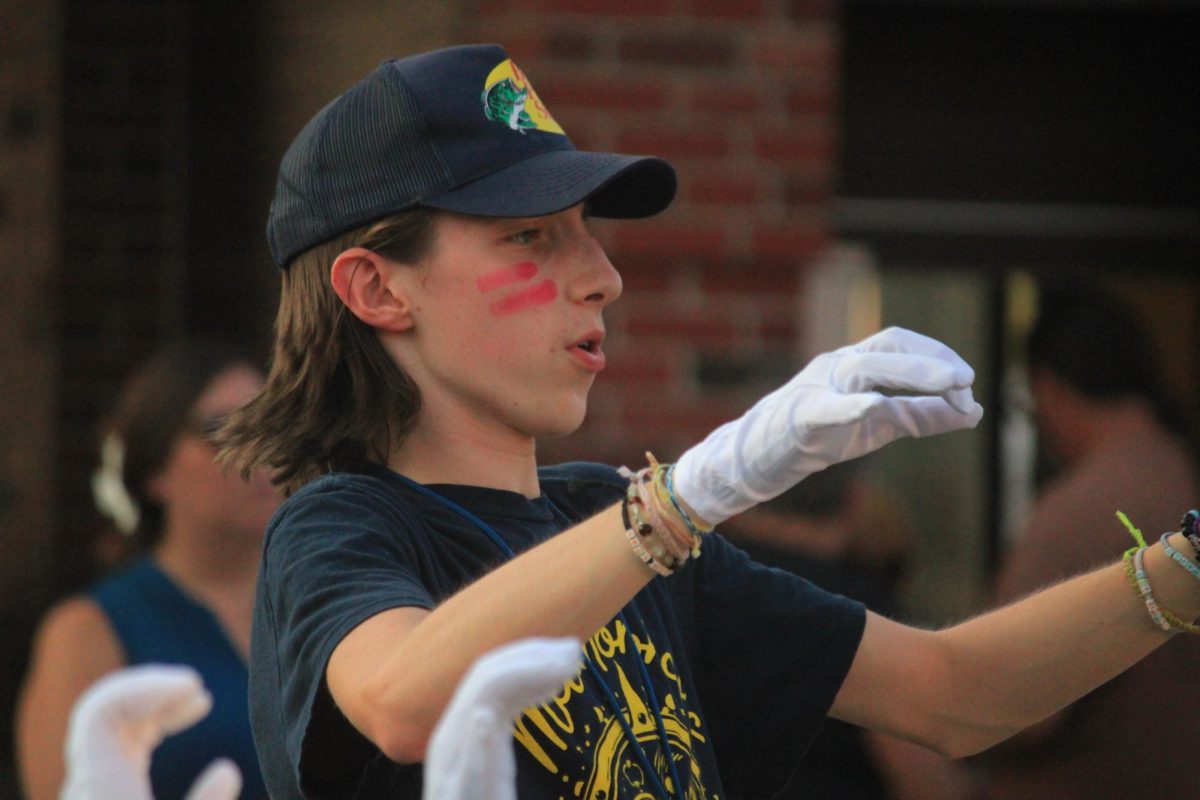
[673,327,983,526]
[423,637,583,800]
[61,664,242,800]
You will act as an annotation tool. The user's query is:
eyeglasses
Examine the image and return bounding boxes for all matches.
[181,412,230,444]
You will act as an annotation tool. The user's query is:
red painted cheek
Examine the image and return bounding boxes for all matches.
[476,261,539,293]
[489,280,558,316]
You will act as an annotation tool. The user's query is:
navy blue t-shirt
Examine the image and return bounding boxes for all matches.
[250,462,865,800]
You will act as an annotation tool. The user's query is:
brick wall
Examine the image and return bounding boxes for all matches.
[470,1,840,467]
[0,0,60,789]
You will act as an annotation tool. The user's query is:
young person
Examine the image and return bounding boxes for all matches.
[217,44,1200,800]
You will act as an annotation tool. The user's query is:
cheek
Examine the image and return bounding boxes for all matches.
[475,261,559,318]
[489,280,558,317]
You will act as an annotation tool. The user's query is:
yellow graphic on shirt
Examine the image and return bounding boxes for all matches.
[512,618,717,799]
[481,59,566,136]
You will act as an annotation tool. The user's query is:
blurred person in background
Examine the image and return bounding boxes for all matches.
[965,282,1200,799]
[16,339,278,800]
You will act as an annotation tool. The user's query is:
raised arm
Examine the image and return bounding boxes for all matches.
[831,525,1200,757]
[325,327,982,761]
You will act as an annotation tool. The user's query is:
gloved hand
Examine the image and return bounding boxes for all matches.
[61,665,242,800]
[423,637,583,800]
[673,326,983,526]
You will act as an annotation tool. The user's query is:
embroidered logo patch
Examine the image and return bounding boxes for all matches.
[481,59,565,136]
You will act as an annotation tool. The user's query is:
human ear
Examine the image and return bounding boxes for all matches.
[330,248,415,332]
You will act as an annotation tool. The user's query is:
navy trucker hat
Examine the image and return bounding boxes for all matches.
[267,44,678,267]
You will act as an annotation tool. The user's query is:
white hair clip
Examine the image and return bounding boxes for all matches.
[91,433,141,535]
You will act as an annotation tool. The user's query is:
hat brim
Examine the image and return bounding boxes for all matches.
[421,150,677,220]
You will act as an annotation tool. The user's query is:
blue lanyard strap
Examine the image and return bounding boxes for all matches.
[391,472,687,800]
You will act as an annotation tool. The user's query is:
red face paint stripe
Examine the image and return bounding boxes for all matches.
[476,261,539,293]
[489,279,558,316]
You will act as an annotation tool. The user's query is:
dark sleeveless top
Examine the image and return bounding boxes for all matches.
[89,557,268,800]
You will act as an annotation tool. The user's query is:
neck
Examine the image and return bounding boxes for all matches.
[388,417,541,498]
[153,524,261,590]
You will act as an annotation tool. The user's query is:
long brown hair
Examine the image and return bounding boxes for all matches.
[215,208,438,495]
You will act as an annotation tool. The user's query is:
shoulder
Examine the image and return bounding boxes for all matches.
[25,595,125,691]
[271,470,425,535]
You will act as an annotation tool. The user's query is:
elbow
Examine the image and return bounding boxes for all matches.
[919,720,1023,760]
[373,725,429,764]
[355,679,435,764]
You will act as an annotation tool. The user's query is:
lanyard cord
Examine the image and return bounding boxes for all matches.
[393,474,686,800]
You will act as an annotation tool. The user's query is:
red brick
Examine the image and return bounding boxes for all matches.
[688,0,767,20]
[612,257,675,290]
[760,315,799,344]
[544,30,599,61]
[621,406,745,443]
[615,130,731,159]
[688,176,760,206]
[784,175,832,208]
[787,0,836,23]
[698,260,802,294]
[619,34,737,67]
[755,35,837,74]
[612,223,726,260]
[622,307,739,344]
[688,84,765,115]
[754,128,834,166]
[786,82,834,116]
[538,77,667,111]
[539,0,672,15]
[752,225,829,265]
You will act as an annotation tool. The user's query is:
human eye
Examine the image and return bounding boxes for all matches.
[506,227,543,246]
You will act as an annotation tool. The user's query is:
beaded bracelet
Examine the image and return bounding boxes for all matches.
[629,470,691,564]
[1159,532,1200,584]
[1125,545,1172,632]
[619,453,715,578]
[1179,510,1200,561]
[1116,511,1200,634]
[620,488,675,576]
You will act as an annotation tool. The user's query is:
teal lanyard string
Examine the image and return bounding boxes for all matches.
[393,474,687,800]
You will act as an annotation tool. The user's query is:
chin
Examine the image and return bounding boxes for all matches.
[531,401,588,440]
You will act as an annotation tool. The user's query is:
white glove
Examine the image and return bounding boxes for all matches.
[423,638,583,800]
[61,665,242,800]
[673,326,984,525]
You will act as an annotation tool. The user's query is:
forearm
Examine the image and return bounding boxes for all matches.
[933,532,1200,753]
[332,502,654,760]
[837,533,1200,757]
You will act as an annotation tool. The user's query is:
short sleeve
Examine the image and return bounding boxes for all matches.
[689,535,866,798]
[251,475,434,798]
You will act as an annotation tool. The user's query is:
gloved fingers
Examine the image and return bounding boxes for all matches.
[869,394,984,438]
[851,326,974,369]
[182,758,242,800]
[455,637,583,717]
[942,385,980,415]
[789,391,885,429]
[71,665,211,741]
[831,351,975,397]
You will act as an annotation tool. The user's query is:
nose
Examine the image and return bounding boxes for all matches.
[567,233,623,308]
